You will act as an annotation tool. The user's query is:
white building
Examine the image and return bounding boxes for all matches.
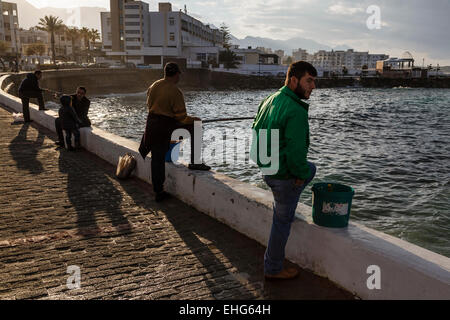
[101,1,224,67]
[300,48,388,75]
[0,1,20,56]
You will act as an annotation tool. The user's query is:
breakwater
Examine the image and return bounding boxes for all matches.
[5,69,448,96]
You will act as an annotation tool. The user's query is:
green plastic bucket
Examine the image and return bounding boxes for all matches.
[312,182,355,228]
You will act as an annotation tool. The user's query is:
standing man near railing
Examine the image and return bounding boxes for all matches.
[139,62,211,203]
[18,70,48,123]
[251,61,318,280]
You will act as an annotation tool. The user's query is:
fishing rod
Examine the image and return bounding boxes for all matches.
[202,116,366,128]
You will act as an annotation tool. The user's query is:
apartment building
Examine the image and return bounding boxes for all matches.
[0,1,20,55]
[101,1,224,67]
[295,48,389,75]
[292,48,308,62]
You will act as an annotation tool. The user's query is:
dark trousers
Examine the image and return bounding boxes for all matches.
[55,118,64,143]
[64,128,80,149]
[146,114,197,194]
[19,91,45,122]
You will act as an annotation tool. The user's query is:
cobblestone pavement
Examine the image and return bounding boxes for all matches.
[0,105,355,300]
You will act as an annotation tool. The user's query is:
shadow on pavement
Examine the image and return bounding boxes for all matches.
[8,123,44,175]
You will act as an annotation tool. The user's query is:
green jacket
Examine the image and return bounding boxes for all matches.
[251,86,311,180]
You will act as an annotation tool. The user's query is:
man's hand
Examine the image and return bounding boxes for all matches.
[295,178,305,187]
[192,117,202,122]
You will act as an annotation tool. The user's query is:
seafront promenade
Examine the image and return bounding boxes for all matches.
[0,105,354,300]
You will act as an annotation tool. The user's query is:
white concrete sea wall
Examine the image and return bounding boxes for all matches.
[1,74,449,299]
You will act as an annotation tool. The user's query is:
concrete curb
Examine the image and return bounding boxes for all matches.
[2,73,449,299]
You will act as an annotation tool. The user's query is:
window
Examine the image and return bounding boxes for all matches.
[125,4,140,9]
[169,17,175,26]
[125,14,140,19]
[125,30,140,34]
[126,37,141,41]
[196,53,206,61]
[126,46,141,50]
[125,22,140,26]
[169,32,175,41]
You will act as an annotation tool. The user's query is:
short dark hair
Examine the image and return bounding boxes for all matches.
[285,61,317,85]
[34,70,42,76]
[77,86,87,93]
[164,62,181,77]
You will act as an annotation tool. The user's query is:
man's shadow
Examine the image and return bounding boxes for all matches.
[58,150,131,238]
[9,123,44,175]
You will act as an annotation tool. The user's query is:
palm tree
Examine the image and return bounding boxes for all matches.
[80,27,90,50]
[87,29,101,63]
[36,15,64,65]
[65,26,81,62]
[88,28,100,50]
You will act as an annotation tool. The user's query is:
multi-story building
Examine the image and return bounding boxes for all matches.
[101,1,224,67]
[0,1,20,56]
[304,48,389,75]
[292,48,308,62]
[18,28,49,55]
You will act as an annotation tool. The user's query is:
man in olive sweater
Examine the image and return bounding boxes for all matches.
[251,61,318,280]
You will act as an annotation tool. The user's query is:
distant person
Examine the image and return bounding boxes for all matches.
[18,70,48,122]
[55,87,91,147]
[251,61,318,280]
[58,95,81,151]
[139,62,211,202]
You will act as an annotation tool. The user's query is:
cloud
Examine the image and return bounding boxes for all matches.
[327,2,364,15]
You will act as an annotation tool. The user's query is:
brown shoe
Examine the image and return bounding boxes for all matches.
[265,267,299,280]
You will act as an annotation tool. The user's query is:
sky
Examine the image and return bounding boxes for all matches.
[24,0,450,65]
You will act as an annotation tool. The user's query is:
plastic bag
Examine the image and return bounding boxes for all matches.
[116,153,137,179]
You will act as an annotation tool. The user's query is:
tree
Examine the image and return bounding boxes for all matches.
[65,26,81,62]
[342,66,348,75]
[219,23,232,50]
[25,43,46,56]
[283,56,293,65]
[80,27,90,50]
[88,28,100,50]
[87,29,101,62]
[219,49,240,69]
[36,15,64,64]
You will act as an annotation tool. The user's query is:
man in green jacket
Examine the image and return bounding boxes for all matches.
[251,61,317,280]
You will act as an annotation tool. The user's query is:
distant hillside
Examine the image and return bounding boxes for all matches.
[9,0,106,31]
[440,66,450,74]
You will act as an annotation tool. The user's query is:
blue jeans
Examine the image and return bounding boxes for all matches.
[263,162,316,275]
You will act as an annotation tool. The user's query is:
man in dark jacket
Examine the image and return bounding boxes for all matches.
[58,95,82,151]
[18,70,47,122]
[55,87,91,147]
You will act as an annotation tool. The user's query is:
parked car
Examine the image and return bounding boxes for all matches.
[137,64,152,69]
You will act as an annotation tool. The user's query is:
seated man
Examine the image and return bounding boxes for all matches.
[58,95,82,151]
[55,87,91,147]
[18,70,47,122]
